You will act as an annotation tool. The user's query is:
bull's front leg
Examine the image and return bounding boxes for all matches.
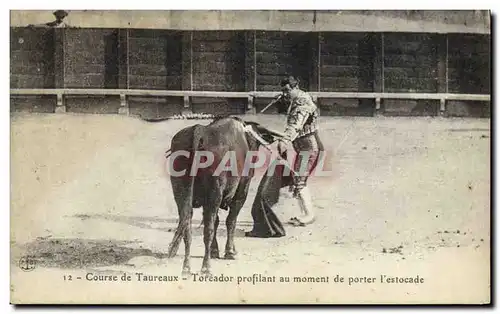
[225,198,245,260]
[201,207,219,275]
[225,179,251,259]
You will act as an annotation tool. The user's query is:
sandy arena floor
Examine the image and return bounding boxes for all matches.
[10,112,491,304]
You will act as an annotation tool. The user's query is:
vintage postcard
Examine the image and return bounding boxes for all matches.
[9,9,491,304]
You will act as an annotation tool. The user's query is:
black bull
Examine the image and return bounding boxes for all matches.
[165,117,281,276]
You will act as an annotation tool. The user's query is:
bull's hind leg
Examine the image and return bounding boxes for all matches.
[200,176,223,274]
[201,205,220,275]
[210,214,220,259]
[181,209,194,279]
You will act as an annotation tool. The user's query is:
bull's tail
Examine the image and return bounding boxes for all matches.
[166,125,203,259]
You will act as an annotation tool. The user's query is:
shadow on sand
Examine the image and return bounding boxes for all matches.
[72,213,253,238]
[18,238,167,269]
[13,215,258,270]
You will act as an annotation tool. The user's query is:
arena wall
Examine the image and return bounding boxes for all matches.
[10,10,491,118]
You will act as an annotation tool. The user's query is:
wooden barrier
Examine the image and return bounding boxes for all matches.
[10,88,490,117]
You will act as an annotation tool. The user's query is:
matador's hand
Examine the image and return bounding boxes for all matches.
[277,139,289,158]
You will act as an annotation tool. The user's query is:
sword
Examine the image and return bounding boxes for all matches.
[259,93,284,114]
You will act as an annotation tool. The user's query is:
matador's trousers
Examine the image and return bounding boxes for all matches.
[290,131,325,196]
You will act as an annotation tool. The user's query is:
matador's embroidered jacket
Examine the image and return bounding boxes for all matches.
[282,89,320,142]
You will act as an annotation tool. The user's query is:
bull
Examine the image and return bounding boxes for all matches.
[164,116,282,276]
